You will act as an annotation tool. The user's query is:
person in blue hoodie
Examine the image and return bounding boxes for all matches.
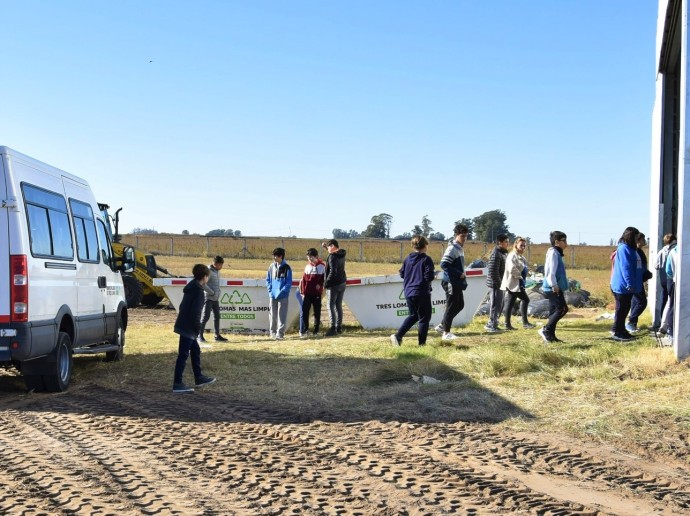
[610,227,644,342]
[390,236,436,347]
[539,231,569,343]
[266,247,292,340]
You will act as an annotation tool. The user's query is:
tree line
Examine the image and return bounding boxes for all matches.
[333,209,515,243]
[131,209,514,243]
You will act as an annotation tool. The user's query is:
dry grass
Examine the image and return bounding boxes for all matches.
[69,255,690,464]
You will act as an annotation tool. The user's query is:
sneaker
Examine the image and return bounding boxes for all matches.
[484,324,498,333]
[299,332,308,339]
[390,334,401,347]
[195,375,216,387]
[625,323,638,333]
[325,328,337,337]
[275,335,284,340]
[537,328,553,343]
[441,332,458,341]
[504,325,516,331]
[214,334,228,342]
[336,327,343,334]
[522,322,536,329]
[434,324,444,334]
[172,383,194,393]
[612,334,633,342]
[197,334,206,343]
[661,335,674,347]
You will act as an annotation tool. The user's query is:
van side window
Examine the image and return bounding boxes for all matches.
[22,183,74,259]
[69,199,99,263]
[96,219,115,271]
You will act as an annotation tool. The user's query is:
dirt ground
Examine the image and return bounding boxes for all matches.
[0,309,689,515]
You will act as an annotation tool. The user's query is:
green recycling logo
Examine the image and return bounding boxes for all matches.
[221,290,252,305]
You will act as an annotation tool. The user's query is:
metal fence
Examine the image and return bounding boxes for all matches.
[122,235,615,269]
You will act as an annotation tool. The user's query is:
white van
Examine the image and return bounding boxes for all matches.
[0,146,130,392]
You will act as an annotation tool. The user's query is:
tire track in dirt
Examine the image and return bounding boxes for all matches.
[1,386,688,514]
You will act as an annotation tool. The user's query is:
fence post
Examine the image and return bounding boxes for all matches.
[526,246,531,266]
[136,236,139,248]
[359,241,363,261]
[400,242,403,262]
[571,246,576,268]
[170,237,174,256]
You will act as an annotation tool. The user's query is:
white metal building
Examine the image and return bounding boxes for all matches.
[651,0,689,359]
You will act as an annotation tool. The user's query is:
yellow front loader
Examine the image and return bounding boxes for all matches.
[99,204,173,308]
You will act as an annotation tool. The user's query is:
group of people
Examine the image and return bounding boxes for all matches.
[265,239,348,340]
[390,225,567,347]
[171,226,676,392]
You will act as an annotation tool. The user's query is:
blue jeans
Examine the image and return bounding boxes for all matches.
[200,299,221,335]
[395,294,432,345]
[174,335,202,384]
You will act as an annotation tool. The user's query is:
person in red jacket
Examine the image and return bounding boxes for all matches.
[299,248,326,337]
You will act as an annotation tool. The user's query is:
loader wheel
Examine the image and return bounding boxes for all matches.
[123,275,143,308]
[141,293,164,307]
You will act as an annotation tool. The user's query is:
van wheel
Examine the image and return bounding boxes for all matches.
[123,275,143,308]
[106,316,125,362]
[42,332,73,392]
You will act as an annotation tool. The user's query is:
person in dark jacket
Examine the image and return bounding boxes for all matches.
[323,239,347,336]
[485,234,509,332]
[626,233,653,333]
[173,264,217,393]
[390,236,435,347]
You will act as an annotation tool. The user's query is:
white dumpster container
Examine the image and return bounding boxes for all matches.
[155,269,487,332]
[153,278,301,332]
[344,269,487,330]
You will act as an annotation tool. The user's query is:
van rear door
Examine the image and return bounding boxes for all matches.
[0,153,10,325]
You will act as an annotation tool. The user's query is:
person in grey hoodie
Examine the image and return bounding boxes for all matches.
[390,236,435,347]
[199,256,227,342]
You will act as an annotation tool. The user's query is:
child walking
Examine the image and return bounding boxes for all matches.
[173,264,217,393]
[390,236,435,347]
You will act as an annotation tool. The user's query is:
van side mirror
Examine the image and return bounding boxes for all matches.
[120,246,136,273]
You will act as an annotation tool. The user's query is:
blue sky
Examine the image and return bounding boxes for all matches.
[1,1,658,244]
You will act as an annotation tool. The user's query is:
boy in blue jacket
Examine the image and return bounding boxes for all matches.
[173,264,217,393]
[539,231,569,343]
[390,236,435,347]
[266,247,292,340]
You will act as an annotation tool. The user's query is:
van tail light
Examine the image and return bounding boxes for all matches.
[10,255,28,323]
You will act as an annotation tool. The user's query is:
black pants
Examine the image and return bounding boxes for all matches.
[440,281,464,332]
[628,290,647,325]
[200,299,220,335]
[300,294,322,334]
[543,290,568,337]
[612,292,633,336]
[503,288,529,326]
[174,335,202,384]
[395,294,432,345]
